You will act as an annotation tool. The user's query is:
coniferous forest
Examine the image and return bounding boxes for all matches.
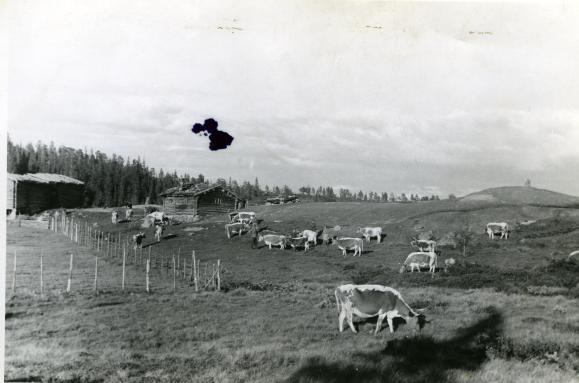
[7,137,440,207]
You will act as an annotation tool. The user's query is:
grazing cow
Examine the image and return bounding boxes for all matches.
[125,208,133,222]
[225,222,249,239]
[334,284,428,335]
[334,237,364,257]
[230,212,256,224]
[444,258,456,273]
[301,230,318,246]
[111,211,118,224]
[486,222,509,239]
[148,211,165,222]
[568,250,579,260]
[288,237,310,252]
[258,234,287,250]
[409,262,422,273]
[357,227,382,243]
[132,233,146,250]
[400,251,437,274]
[155,224,164,243]
[411,238,437,253]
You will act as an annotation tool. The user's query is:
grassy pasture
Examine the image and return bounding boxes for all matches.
[5,200,579,382]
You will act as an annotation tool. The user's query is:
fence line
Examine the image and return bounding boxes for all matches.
[14,214,223,297]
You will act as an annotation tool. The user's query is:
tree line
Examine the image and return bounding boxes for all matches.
[8,137,440,207]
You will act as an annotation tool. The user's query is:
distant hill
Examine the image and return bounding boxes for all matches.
[460,186,579,207]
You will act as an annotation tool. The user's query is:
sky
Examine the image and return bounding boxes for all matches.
[5,0,579,197]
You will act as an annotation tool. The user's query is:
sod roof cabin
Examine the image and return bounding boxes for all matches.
[160,183,246,218]
[7,173,85,215]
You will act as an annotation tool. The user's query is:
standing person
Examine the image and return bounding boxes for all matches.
[249,222,259,249]
[125,204,133,222]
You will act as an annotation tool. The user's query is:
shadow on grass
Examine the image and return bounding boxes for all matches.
[287,308,503,383]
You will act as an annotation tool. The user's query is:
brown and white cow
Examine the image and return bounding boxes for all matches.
[400,251,437,274]
[410,238,437,253]
[334,284,428,335]
[132,232,146,250]
[258,234,287,250]
[288,237,310,252]
[486,222,509,239]
[357,227,382,243]
[334,237,364,257]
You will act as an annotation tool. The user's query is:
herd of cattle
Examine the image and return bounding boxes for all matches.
[114,209,514,275]
[105,208,520,335]
[222,211,515,275]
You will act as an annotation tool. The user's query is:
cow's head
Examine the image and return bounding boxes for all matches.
[257,235,264,242]
[399,265,406,273]
[407,309,430,332]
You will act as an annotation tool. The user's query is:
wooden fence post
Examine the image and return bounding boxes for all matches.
[146,258,150,293]
[172,254,176,293]
[203,263,208,289]
[212,263,216,289]
[122,245,126,291]
[40,250,44,295]
[97,232,100,252]
[177,248,181,278]
[66,253,74,293]
[217,259,221,291]
[11,250,17,295]
[183,259,186,280]
[94,253,99,294]
[192,251,198,291]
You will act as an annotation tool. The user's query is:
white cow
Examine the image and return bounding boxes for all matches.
[400,251,437,274]
[486,222,509,239]
[154,224,164,243]
[230,212,256,225]
[225,222,249,239]
[301,230,318,246]
[111,211,118,224]
[334,237,364,257]
[258,234,287,250]
[334,284,428,335]
[357,227,382,243]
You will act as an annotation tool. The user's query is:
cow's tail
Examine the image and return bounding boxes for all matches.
[334,288,342,314]
[397,293,420,318]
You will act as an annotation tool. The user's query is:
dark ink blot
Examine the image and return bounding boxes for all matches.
[191,118,234,151]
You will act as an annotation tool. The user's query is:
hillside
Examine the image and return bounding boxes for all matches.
[460,186,579,207]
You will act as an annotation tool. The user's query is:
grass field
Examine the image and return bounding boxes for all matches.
[5,200,579,382]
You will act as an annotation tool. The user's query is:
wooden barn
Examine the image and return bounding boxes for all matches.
[160,183,246,218]
[7,173,85,216]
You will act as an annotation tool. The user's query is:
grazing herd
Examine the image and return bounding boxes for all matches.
[109,207,517,336]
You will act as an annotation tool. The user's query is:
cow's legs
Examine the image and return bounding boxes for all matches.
[338,309,346,332]
[375,313,387,335]
[347,309,357,333]
[269,244,272,250]
[386,313,395,333]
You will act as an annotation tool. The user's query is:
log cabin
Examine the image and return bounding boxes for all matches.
[7,173,85,216]
[160,183,246,219]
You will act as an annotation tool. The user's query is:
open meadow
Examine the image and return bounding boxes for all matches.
[5,199,579,382]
